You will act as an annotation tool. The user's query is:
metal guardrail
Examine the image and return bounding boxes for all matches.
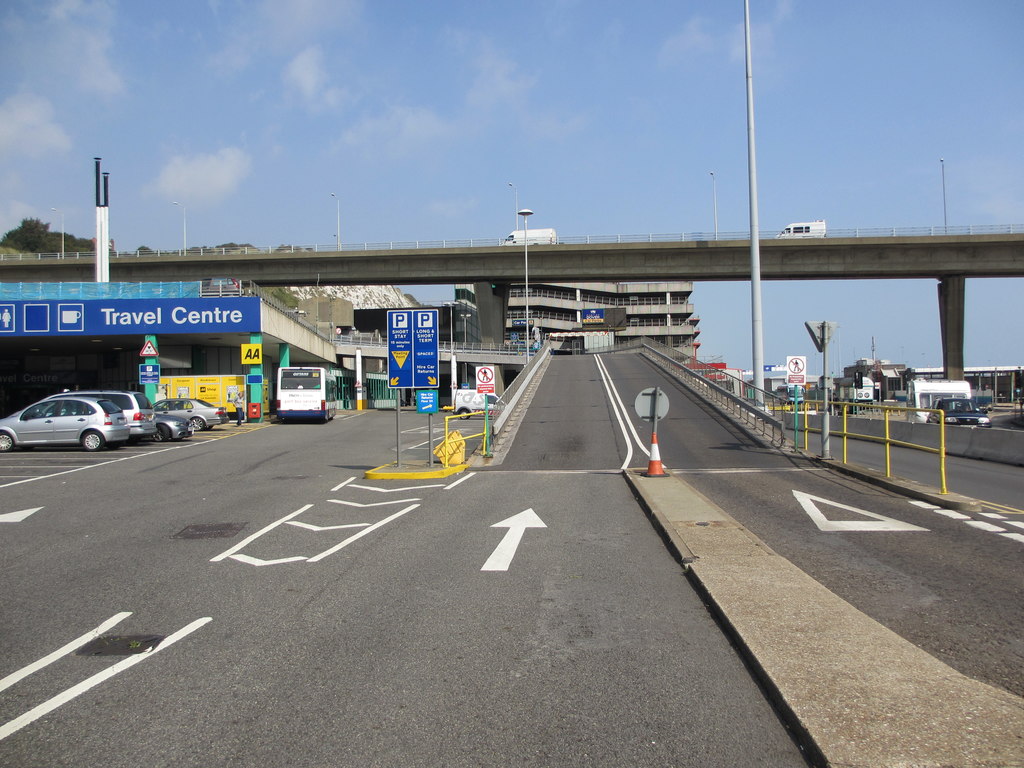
[491,341,552,437]
[3,224,1022,261]
[788,401,951,494]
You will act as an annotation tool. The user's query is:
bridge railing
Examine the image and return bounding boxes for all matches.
[3,224,1021,261]
[590,337,788,447]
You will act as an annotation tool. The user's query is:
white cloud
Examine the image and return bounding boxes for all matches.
[0,93,71,158]
[45,0,124,97]
[465,45,535,111]
[340,106,455,158]
[427,197,478,219]
[152,148,253,206]
[283,46,347,110]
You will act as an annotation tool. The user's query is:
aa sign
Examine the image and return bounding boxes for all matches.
[241,343,263,365]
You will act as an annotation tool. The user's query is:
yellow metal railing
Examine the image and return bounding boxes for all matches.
[434,411,491,467]
[795,401,949,494]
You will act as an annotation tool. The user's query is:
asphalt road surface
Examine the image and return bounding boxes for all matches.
[0,410,809,767]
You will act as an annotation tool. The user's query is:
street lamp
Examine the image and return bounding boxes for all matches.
[50,207,64,256]
[709,172,718,240]
[939,158,948,232]
[331,192,341,250]
[518,208,533,358]
[172,201,187,254]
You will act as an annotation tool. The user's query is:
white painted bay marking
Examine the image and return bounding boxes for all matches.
[307,504,419,563]
[348,482,443,493]
[0,506,43,523]
[444,472,474,490]
[933,509,971,520]
[481,509,547,572]
[210,504,313,562]
[228,554,308,566]
[964,520,1007,533]
[0,612,132,694]
[0,616,211,742]
[793,490,929,532]
[286,521,370,532]
[327,498,420,507]
[331,476,356,492]
[1000,533,1024,544]
[979,512,1007,520]
[1007,520,1024,531]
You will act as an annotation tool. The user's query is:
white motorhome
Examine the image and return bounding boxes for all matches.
[906,379,972,422]
[502,228,558,246]
[777,220,827,238]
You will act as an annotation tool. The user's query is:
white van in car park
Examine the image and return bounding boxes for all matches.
[453,389,499,417]
[906,379,972,422]
[502,228,558,245]
[777,220,827,238]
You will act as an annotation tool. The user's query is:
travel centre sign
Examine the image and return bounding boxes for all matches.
[0,298,261,337]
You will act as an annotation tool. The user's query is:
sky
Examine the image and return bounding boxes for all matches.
[1,0,1022,373]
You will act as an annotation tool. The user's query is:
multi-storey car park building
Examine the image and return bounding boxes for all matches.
[504,281,701,355]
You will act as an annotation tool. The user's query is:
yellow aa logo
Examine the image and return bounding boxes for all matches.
[391,350,409,367]
[241,344,263,364]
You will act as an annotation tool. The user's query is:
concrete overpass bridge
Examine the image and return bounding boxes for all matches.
[4,225,1022,378]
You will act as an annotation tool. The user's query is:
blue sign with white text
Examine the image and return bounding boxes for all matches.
[387,309,439,389]
[416,390,439,413]
[0,298,261,336]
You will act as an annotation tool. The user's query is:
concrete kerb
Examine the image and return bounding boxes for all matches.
[364,461,468,480]
[624,468,1024,768]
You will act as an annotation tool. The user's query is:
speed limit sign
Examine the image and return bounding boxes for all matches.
[786,356,807,385]
[476,365,495,394]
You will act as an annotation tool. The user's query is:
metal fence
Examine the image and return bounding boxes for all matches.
[3,223,1022,261]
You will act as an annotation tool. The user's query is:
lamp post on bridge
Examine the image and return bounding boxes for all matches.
[172,201,186,255]
[518,208,533,359]
[50,208,64,256]
[331,192,341,250]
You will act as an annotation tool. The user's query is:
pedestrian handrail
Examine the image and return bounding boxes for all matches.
[3,224,1022,261]
[792,401,950,494]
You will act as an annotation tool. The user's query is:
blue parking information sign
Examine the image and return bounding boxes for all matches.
[416,390,439,413]
[139,363,160,385]
[388,309,439,389]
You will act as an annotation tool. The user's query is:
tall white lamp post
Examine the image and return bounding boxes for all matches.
[331,192,341,249]
[518,208,533,358]
[172,201,187,255]
[50,207,65,256]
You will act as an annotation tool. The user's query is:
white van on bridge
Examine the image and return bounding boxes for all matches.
[777,220,827,238]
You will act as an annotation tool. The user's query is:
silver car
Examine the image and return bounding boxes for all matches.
[0,397,130,452]
[153,413,194,442]
[152,398,229,432]
[41,390,157,443]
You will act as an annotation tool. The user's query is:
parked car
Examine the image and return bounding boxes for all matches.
[153,413,193,442]
[928,397,992,428]
[0,397,130,452]
[200,277,242,296]
[152,398,229,432]
[41,390,156,443]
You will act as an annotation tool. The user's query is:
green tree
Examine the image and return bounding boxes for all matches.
[1,218,56,252]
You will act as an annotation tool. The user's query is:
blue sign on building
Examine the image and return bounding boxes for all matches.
[582,308,605,324]
[0,298,261,337]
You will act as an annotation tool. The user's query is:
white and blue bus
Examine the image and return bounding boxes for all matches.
[275,367,344,423]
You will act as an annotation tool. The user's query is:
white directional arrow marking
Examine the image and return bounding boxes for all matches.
[481,509,547,572]
[793,491,928,532]
[228,554,308,567]
[327,498,420,507]
[0,507,43,523]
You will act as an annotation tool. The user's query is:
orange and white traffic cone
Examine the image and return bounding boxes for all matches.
[645,431,668,477]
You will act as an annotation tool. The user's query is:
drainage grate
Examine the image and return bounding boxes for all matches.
[77,634,165,656]
[173,522,247,539]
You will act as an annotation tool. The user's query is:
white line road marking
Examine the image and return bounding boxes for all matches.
[348,483,444,493]
[933,509,972,520]
[979,512,1008,519]
[444,472,474,490]
[307,504,419,563]
[0,506,43,523]
[228,554,308,566]
[210,504,313,562]
[327,498,420,507]
[481,509,547,572]
[1000,533,1024,544]
[964,520,1007,533]
[0,612,132,694]
[793,491,928,532]
[910,501,941,509]
[286,521,371,532]
[0,616,211,742]
[1007,520,1024,531]
[331,477,356,492]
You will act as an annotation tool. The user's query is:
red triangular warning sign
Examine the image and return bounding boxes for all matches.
[139,340,158,357]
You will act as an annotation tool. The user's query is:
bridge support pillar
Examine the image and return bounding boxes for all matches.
[937,276,965,380]
[474,281,509,347]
